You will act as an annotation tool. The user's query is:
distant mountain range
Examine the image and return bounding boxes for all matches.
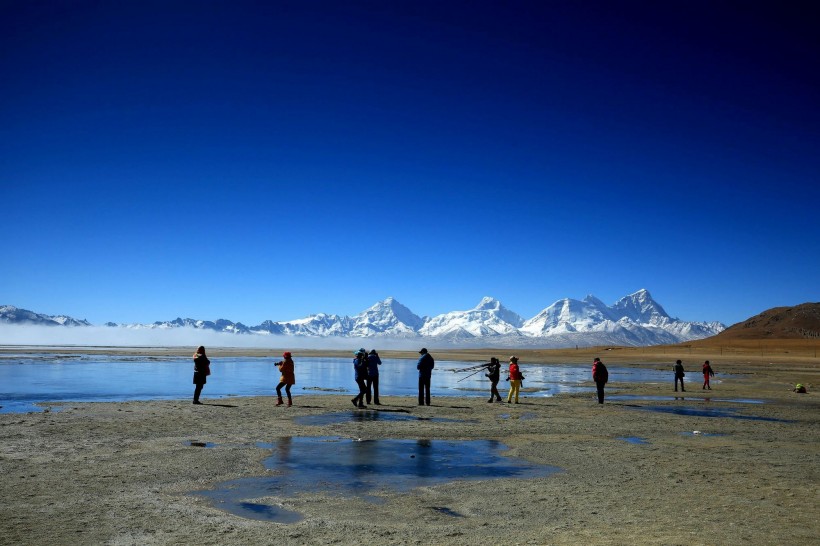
[0,289,727,347]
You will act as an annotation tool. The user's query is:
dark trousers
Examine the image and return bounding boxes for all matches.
[193,384,204,402]
[418,376,431,405]
[353,378,368,405]
[489,381,502,401]
[675,376,685,391]
[366,376,379,404]
[276,382,292,401]
[596,382,606,404]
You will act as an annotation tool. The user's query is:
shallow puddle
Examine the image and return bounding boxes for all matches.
[294,411,464,426]
[195,436,560,523]
[608,395,765,404]
[617,436,649,444]
[630,405,789,422]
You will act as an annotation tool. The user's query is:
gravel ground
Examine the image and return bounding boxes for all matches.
[1,358,818,546]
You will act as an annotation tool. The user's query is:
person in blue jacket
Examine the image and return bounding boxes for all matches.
[366,349,382,405]
[417,348,435,406]
[351,349,369,408]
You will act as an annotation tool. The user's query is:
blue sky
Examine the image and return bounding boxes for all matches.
[1,0,818,328]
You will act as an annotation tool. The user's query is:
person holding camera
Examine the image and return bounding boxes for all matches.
[275,351,296,406]
[351,348,369,408]
[485,357,503,403]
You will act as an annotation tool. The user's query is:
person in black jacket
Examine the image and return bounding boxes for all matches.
[674,359,686,392]
[192,346,210,404]
[485,357,502,403]
[417,348,435,406]
[366,349,382,405]
[351,349,369,408]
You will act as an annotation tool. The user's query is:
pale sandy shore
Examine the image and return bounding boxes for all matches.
[1,346,818,545]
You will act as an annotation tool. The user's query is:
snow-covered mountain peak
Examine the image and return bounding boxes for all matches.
[350,297,424,336]
[612,289,669,323]
[475,296,501,310]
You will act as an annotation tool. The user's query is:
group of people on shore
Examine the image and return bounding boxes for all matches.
[591,358,718,404]
[191,346,721,406]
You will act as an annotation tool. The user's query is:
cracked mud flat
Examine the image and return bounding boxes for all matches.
[1,354,818,545]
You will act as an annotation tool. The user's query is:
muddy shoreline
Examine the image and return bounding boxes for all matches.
[1,348,818,545]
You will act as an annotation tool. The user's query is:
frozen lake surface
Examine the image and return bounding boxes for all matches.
[0,354,674,413]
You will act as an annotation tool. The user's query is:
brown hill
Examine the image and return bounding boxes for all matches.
[712,302,820,340]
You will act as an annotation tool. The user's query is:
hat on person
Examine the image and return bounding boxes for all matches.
[282,351,292,358]
[369,349,378,355]
[509,355,518,362]
[355,348,366,355]
[419,348,428,354]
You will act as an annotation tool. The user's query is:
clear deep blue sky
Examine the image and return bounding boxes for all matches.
[2,1,818,327]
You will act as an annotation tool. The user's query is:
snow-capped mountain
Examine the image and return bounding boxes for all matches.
[0,289,726,346]
[0,305,91,327]
[420,297,524,337]
[349,297,425,337]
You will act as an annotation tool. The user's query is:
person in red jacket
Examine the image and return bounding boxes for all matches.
[275,351,296,406]
[702,360,715,390]
[592,357,609,404]
[506,356,524,404]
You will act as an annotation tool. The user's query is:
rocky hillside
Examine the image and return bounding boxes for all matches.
[711,303,820,339]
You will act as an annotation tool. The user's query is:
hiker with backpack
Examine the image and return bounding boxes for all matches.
[506,356,524,404]
[592,357,609,404]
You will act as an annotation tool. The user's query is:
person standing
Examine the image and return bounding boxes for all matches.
[351,349,369,408]
[366,349,382,405]
[417,348,435,406]
[192,346,210,405]
[506,356,524,404]
[674,359,686,392]
[592,357,609,404]
[485,357,503,403]
[275,351,296,406]
[702,360,715,390]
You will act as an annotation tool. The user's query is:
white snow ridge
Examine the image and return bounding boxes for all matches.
[0,290,725,347]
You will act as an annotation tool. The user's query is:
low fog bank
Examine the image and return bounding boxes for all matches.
[0,324,434,351]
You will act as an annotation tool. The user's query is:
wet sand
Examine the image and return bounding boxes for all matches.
[1,347,818,545]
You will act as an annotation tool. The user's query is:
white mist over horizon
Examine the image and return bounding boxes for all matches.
[0,324,433,351]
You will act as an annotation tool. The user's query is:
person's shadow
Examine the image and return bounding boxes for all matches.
[200,402,238,408]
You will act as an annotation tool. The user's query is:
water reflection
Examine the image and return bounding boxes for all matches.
[294,411,464,426]
[629,405,790,422]
[196,436,561,523]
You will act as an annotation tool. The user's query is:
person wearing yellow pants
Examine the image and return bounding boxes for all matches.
[506,356,524,404]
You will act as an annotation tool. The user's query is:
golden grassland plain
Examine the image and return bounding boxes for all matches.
[1,342,818,545]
